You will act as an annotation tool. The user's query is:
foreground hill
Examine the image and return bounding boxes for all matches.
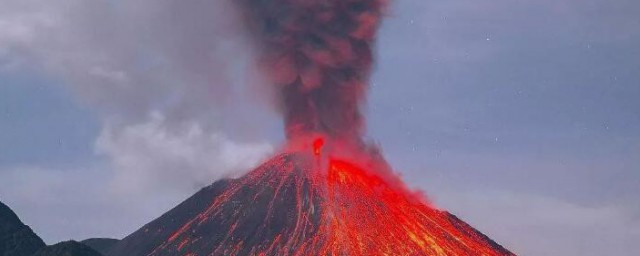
[0,201,46,256]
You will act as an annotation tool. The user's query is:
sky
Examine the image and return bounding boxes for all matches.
[1,0,639,255]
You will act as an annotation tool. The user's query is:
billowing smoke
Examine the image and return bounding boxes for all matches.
[0,0,276,241]
[237,0,387,143]
[0,0,277,193]
[0,0,390,241]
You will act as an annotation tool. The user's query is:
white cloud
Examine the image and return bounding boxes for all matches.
[0,0,275,189]
[0,119,272,243]
[0,0,260,119]
[95,112,272,197]
[0,0,277,242]
[0,113,272,244]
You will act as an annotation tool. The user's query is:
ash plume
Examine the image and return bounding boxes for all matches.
[237,0,387,142]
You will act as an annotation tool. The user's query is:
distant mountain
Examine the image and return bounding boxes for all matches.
[80,238,119,255]
[32,241,102,256]
[0,201,46,256]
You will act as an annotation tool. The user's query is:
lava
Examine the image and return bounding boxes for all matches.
[313,138,325,156]
[323,158,511,255]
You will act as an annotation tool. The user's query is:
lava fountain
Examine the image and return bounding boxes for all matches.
[107,0,515,255]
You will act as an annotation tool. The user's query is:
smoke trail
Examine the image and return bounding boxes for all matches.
[238,0,386,142]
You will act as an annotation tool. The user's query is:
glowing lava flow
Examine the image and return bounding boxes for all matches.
[139,139,514,256]
[321,159,511,255]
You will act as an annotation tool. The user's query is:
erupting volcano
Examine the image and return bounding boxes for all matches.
[108,145,513,256]
[108,0,514,255]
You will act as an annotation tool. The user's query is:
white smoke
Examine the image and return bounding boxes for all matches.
[0,0,275,199]
[96,113,272,197]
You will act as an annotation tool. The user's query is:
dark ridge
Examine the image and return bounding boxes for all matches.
[0,201,46,256]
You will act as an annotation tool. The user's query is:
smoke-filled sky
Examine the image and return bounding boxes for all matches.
[1,0,639,255]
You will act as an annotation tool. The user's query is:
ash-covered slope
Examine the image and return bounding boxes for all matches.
[109,153,514,256]
[0,201,46,256]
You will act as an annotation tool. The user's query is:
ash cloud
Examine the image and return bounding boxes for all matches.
[237,0,387,142]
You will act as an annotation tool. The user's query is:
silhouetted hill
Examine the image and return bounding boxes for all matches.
[32,241,102,256]
[80,238,118,255]
[0,201,46,256]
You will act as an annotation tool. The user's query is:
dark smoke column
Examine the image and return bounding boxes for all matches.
[238,0,386,142]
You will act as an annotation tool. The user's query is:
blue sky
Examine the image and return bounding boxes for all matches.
[1,0,639,255]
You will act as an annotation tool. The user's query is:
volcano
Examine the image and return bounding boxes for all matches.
[108,147,514,256]
[109,0,515,254]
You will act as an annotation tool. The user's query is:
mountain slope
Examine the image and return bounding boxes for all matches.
[106,180,231,256]
[109,153,514,256]
[0,201,46,256]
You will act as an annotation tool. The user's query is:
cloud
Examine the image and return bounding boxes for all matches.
[95,112,272,197]
[0,0,276,188]
[1,0,258,119]
[0,120,271,244]
[0,0,277,242]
